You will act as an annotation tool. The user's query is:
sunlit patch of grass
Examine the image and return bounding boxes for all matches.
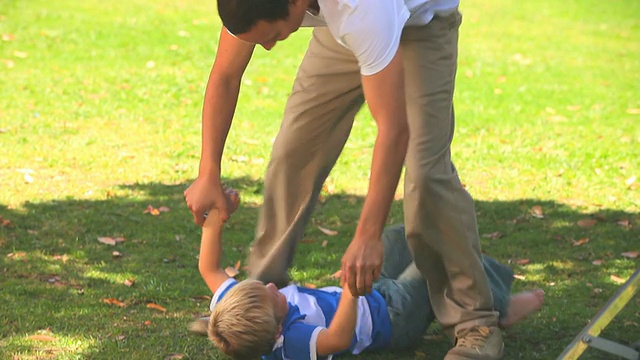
[2,333,96,360]
[83,269,136,285]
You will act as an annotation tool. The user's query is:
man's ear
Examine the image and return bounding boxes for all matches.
[289,0,304,9]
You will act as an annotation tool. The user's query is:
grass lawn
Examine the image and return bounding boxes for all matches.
[1,0,639,359]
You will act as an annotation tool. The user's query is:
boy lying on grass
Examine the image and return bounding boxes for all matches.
[193,189,544,359]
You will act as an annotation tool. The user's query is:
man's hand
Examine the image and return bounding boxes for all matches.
[341,236,383,296]
[184,176,229,226]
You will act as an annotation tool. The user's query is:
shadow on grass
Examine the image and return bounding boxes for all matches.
[0,177,638,359]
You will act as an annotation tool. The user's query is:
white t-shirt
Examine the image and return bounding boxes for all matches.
[301,0,459,75]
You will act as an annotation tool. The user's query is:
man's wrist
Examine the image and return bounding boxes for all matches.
[354,222,383,241]
[198,163,221,179]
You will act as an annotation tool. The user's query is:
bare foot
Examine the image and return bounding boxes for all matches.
[499,289,545,328]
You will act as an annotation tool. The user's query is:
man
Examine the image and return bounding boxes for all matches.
[184,0,503,358]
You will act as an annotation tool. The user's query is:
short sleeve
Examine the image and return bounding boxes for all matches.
[282,322,328,360]
[334,1,410,75]
[209,278,238,312]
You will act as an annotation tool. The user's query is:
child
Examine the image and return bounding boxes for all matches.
[193,189,544,359]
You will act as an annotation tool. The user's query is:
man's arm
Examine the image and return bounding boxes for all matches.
[315,283,360,355]
[342,49,409,296]
[184,28,255,226]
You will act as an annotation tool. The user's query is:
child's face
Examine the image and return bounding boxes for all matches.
[265,282,289,321]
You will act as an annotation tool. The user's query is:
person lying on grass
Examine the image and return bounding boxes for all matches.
[193,188,544,360]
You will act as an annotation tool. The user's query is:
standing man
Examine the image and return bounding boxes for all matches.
[184,0,503,358]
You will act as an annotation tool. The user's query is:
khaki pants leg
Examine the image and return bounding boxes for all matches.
[247,28,364,286]
[401,10,499,333]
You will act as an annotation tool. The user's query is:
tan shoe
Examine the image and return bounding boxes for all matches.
[444,326,504,360]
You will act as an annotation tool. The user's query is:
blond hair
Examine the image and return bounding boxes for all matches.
[209,280,280,359]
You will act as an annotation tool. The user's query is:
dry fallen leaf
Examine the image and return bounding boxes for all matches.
[22,170,38,183]
[572,238,590,247]
[530,205,544,219]
[317,226,338,236]
[147,303,167,312]
[626,108,640,115]
[116,335,126,341]
[300,238,316,244]
[164,354,185,360]
[225,266,239,278]
[241,137,260,145]
[102,298,127,307]
[323,179,335,194]
[97,236,125,246]
[481,232,503,239]
[0,215,13,227]
[191,295,211,301]
[577,218,597,228]
[322,240,328,247]
[513,274,526,280]
[158,206,171,213]
[52,254,69,263]
[123,279,135,287]
[625,175,637,187]
[143,320,152,326]
[592,259,603,266]
[621,251,639,259]
[144,205,161,216]
[617,219,631,228]
[230,155,248,162]
[517,259,531,265]
[27,334,56,342]
[112,251,122,258]
[610,274,626,284]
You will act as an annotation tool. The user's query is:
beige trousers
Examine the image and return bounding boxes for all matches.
[247,10,499,331]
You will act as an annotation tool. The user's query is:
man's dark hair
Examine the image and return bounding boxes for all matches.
[218,0,291,35]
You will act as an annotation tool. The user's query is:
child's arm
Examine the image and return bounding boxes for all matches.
[315,282,360,356]
[198,209,231,294]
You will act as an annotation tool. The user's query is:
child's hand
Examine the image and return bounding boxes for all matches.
[202,188,240,228]
[340,276,359,299]
[222,187,240,215]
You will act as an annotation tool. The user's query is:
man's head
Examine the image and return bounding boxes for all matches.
[208,280,289,359]
[217,0,309,50]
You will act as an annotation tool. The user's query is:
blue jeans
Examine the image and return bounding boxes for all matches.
[373,225,514,349]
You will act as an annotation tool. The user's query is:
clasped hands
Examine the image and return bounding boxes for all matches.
[340,235,384,297]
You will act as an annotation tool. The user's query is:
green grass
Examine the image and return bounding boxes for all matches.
[1,0,639,359]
